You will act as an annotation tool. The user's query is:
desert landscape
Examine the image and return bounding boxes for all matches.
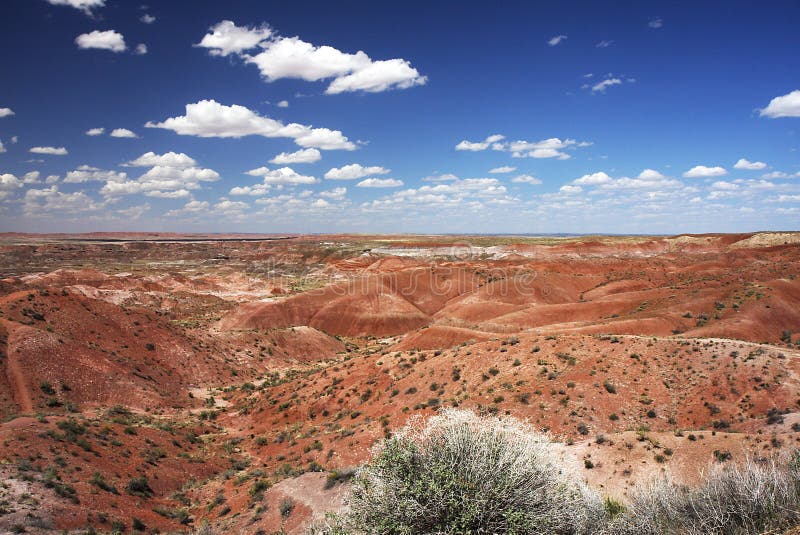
[0,231,799,533]
[3,3,800,531]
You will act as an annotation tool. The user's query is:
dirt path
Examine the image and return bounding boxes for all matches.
[271,472,349,527]
[0,319,33,413]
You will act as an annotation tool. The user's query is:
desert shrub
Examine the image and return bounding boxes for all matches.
[249,479,270,502]
[126,475,153,498]
[324,467,357,490]
[611,454,800,534]
[153,506,190,524]
[308,412,800,535]
[321,408,604,534]
[89,472,118,494]
[193,521,216,535]
[56,418,86,441]
[280,498,295,517]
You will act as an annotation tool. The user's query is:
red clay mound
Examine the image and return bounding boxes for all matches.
[0,414,222,533]
[436,271,599,325]
[474,292,639,332]
[219,274,435,337]
[267,326,346,362]
[311,290,430,336]
[685,278,800,343]
[539,316,683,337]
[0,290,237,418]
[376,266,483,315]
[582,279,654,300]
[391,325,495,351]
[218,292,333,332]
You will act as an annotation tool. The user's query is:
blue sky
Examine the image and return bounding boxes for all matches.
[1,0,799,234]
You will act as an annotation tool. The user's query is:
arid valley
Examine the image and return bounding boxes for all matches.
[4,1,800,532]
[1,232,799,533]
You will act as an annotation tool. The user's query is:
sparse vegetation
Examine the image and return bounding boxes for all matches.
[613,455,800,534]
[309,410,800,535]
[314,409,603,534]
[126,476,153,498]
[3,234,800,534]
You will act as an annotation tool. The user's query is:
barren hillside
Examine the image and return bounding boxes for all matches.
[0,232,798,533]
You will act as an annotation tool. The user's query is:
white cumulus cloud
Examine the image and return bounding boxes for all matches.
[64,165,127,183]
[325,163,390,180]
[165,200,210,217]
[46,0,104,15]
[196,20,272,56]
[319,187,347,200]
[100,153,219,198]
[569,169,680,193]
[548,35,568,46]
[356,178,403,188]
[110,128,138,138]
[574,171,613,185]
[733,158,767,170]
[762,171,800,179]
[24,186,104,215]
[637,169,667,180]
[22,171,41,184]
[245,166,318,185]
[30,146,68,155]
[455,134,505,152]
[325,58,427,94]
[422,173,459,182]
[248,36,427,94]
[459,136,589,160]
[760,90,800,118]
[146,99,355,150]
[711,180,739,190]
[507,138,584,159]
[0,174,22,190]
[85,127,104,136]
[125,151,197,168]
[270,148,321,164]
[511,174,542,184]
[0,108,14,118]
[592,78,622,93]
[361,177,516,213]
[489,166,516,174]
[75,30,126,52]
[145,189,192,199]
[197,21,426,94]
[683,165,727,178]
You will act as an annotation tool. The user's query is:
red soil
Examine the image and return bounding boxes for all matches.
[0,232,799,533]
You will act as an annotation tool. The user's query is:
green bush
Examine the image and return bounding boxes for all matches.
[610,454,800,534]
[280,498,295,517]
[307,410,800,535]
[317,409,603,534]
[126,475,153,498]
